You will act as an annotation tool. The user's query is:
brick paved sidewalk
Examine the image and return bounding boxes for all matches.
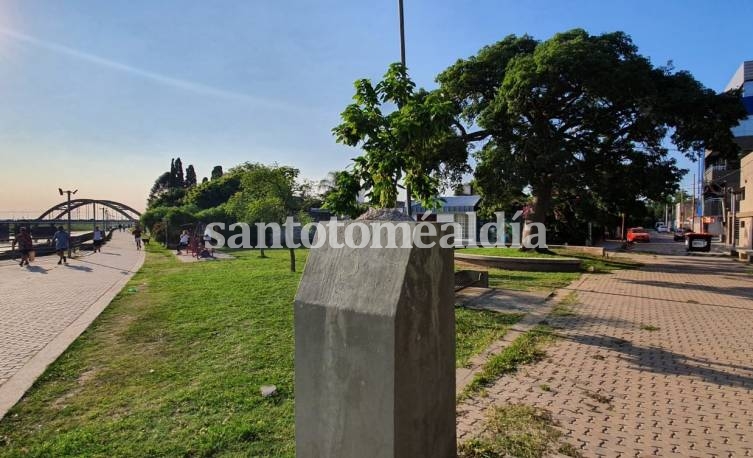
[0,232,145,418]
[457,255,753,457]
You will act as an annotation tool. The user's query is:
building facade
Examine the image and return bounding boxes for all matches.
[704,61,753,242]
[737,152,753,250]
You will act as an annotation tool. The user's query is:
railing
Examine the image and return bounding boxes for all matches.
[0,228,117,260]
[704,164,728,183]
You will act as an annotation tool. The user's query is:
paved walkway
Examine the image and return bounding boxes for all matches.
[0,231,144,418]
[458,254,753,457]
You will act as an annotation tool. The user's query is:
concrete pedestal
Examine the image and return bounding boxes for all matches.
[294,221,455,457]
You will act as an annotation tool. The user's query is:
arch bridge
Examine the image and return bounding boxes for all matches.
[37,199,141,221]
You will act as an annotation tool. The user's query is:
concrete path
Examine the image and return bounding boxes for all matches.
[458,254,753,457]
[0,231,144,419]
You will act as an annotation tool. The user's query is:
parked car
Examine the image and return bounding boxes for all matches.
[656,224,669,233]
[673,228,692,241]
[627,227,650,243]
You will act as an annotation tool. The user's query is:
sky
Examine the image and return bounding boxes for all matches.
[0,0,751,217]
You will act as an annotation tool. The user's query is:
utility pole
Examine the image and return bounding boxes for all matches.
[691,173,696,232]
[398,0,412,218]
[58,188,77,258]
[730,189,737,252]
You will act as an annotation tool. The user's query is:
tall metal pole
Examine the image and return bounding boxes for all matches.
[399,0,406,66]
[67,192,72,258]
[691,173,696,232]
[399,0,412,218]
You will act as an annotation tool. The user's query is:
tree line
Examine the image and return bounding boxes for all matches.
[142,160,330,243]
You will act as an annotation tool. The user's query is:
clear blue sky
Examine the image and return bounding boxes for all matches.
[0,0,751,214]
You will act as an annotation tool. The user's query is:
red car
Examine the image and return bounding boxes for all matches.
[626,227,650,243]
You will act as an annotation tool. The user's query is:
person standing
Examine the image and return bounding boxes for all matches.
[133,226,143,251]
[52,226,69,265]
[93,226,104,253]
[15,227,34,267]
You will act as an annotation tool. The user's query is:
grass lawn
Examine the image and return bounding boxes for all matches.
[0,246,519,457]
[487,269,581,291]
[460,247,558,258]
[461,248,640,291]
[455,309,523,368]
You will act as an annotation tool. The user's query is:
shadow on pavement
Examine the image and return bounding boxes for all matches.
[65,264,93,272]
[25,265,49,274]
[562,332,753,389]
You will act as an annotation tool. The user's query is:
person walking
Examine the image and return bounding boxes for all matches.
[93,226,104,253]
[52,226,70,265]
[176,230,190,255]
[15,227,34,267]
[133,226,143,251]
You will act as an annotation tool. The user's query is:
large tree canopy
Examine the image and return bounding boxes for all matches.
[225,163,300,225]
[438,29,746,230]
[327,63,468,213]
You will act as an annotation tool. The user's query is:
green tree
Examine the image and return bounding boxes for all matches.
[174,158,185,188]
[211,165,224,180]
[148,171,172,207]
[328,63,468,213]
[184,172,243,209]
[225,164,300,256]
[169,159,176,187]
[185,165,198,188]
[322,170,367,219]
[438,29,745,234]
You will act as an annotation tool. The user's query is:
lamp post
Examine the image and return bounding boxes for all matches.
[58,188,77,258]
[163,217,168,248]
[398,0,413,218]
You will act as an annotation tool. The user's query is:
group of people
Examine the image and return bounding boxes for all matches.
[175,229,214,258]
[13,226,73,267]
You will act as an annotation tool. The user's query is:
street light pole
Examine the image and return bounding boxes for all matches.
[58,188,77,258]
[398,0,412,218]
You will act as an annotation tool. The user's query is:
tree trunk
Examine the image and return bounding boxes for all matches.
[522,182,553,251]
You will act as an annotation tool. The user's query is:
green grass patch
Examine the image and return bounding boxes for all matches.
[550,249,642,273]
[460,326,556,399]
[639,324,660,331]
[0,246,523,456]
[458,404,581,458]
[455,309,523,368]
[550,291,578,317]
[0,246,306,457]
[460,247,558,258]
[487,269,580,292]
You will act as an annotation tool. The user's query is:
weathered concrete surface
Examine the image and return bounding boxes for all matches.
[295,222,455,458]
[454,252,582,272]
